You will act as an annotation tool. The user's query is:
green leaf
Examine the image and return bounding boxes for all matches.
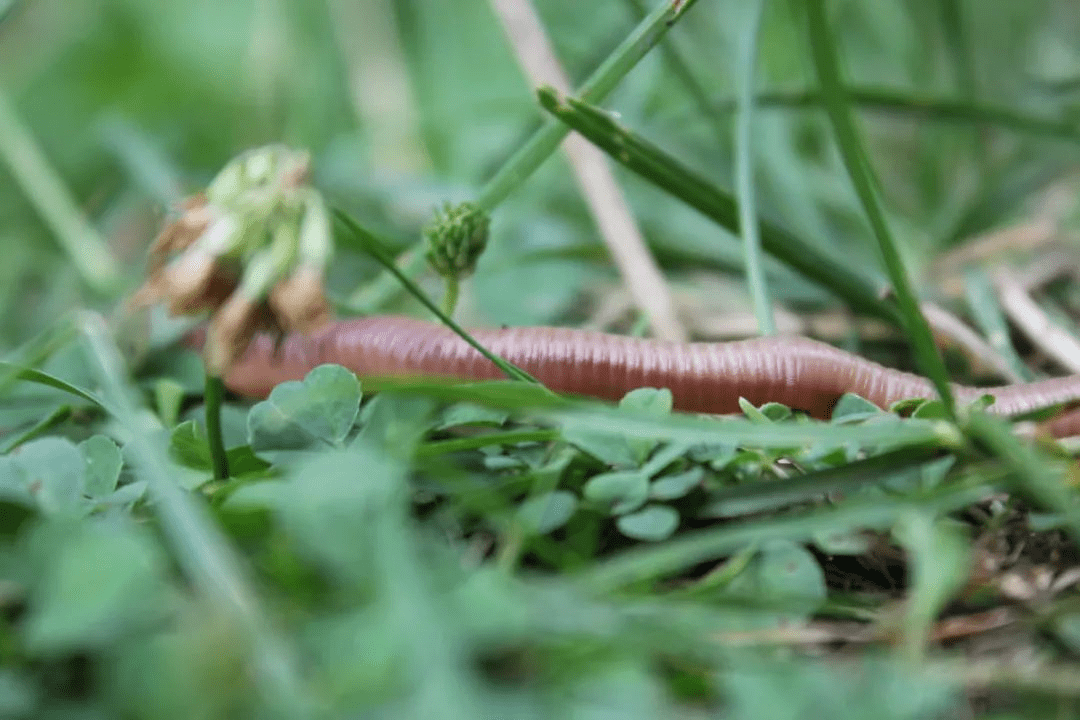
[0,669,37,718]
[169,420,209,469]
[474,0,703,211]
[355,394,438,454]
[516,490,578,536]
[101,480,148,509]
[167,420,225,489]
[619,387,673,415]
[247,364,361,451]
[221,478,287,510]
[966,412,1080,543]
[732,0,773,336]
[14,437,85,517]
[153,377,186,427]
[737,397,765,422]
[434,403,508,430]
[720,656,960,720]
[23,519,171,654]
[224,446,273,477]
[79,435,121,498]
[739,399,791,423]
[1050,614,1080,656]
[894,514,971,658]
[0,457,32,508]
[1029,512,1067,532]
[620,388,673,463]
[688,443,738,470]
[889,397,928,415]
[169,421,269,480]
[482,454,528,471]
[183,401,250,452]
[583,470,649,515]
[831,393,883,421]
[563,424,639,468]
[758,403,793,422]
[649,467,703,500]
[616,504,679,542]
[725,540,827,614]
[911,400,948,420]
[564,388,678,467]
[880,456,956,494]
[584,477,985,593]
[275,447,402,577]
[639,442,692,478]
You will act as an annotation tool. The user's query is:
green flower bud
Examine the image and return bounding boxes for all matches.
[423,201,490,279]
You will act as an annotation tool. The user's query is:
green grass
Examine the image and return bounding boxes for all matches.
[3,1,1080,718]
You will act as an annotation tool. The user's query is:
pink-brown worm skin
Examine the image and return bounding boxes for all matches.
[214,315,1080,436]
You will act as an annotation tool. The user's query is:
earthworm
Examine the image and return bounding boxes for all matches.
[212,315,1080,437]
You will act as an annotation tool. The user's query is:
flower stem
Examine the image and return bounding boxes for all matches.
[442,278,460,317]
[204,373,230,480]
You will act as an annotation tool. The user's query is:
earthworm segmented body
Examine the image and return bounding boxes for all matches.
[215,315,1080,436]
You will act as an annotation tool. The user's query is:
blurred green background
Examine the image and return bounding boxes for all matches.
[2,0,1080,344]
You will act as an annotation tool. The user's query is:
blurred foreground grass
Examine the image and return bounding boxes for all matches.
[4,1,1080,718]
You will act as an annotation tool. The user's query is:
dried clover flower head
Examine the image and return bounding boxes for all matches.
[270,265,332,332]
[131,144,333,376]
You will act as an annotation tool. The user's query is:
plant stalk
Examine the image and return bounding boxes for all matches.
[475,0,700,211]
[204,373,230,480]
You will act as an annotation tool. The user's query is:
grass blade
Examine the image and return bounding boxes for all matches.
[962,269,1034,382]
[0,360,109,411]
[619,0,724,141]
[965,412,1080,543]
[703,445,947,512]
[414,428,560,458]
[363,375,961,450]
[1,404,73,453]
[805,0,954,410]
[733,0,774,335]
[712,86,1080,143]
[537,87,901,323]
[936,0,978,102]
[77,312,316,719]
[477,0,701,210]
[0,89,119,293]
